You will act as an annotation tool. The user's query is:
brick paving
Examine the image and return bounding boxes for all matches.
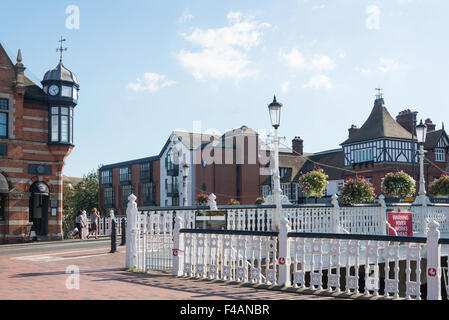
[0,245,340,300]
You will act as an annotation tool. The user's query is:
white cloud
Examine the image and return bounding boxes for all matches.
[279,49,336,71]
[281,81,290,93]
[126,72,176,93]
[378,57,408,73]
[279,48,306,69]
[303,75,333,89]
[178,10,193,23]
[312,4,325,9]
[310,55,336,71]
[176,12,270,81]
[357,57,408,76]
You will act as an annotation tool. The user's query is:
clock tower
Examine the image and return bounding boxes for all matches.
[41,37,79,146]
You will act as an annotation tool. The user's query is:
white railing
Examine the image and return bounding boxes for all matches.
[86,216,126,236]
[126,193,449,300]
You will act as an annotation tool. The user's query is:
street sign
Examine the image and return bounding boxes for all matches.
[388,211,413,236]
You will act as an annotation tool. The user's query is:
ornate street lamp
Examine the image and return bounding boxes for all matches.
[268,95,283,231]
[415,119,430,205]
[182,162,190,206]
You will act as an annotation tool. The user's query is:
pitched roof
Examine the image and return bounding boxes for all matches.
[424,129,449,149]
[341,98,416,145]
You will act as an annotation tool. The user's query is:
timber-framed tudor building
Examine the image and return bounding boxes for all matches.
[99,93,449,213]
[0,43,79,243]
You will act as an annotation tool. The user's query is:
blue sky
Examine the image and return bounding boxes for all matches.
[1,0,448,177]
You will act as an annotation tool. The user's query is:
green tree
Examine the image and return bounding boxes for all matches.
[62,168,99,238]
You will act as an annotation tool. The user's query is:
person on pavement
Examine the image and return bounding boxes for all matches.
[87,208,100,239]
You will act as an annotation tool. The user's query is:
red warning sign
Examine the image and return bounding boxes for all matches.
[388,212,413,237]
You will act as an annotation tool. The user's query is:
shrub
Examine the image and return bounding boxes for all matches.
[196,192,208,205]
[254,197,266,205]
[429,173,449,196]
[381,171,416,198]
[298,167,328,198]
[340,176,376,205]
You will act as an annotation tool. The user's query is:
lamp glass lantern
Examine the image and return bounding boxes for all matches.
[416,119,427,144]
[182,163,190,178]
[268,96,282,129]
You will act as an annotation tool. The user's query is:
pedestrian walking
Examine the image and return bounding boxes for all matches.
[87,208,100,239]
[75,210,83,239]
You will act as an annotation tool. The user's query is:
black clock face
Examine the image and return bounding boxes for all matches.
[49,85,59,96]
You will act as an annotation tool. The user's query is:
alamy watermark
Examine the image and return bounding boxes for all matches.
[66,5,80,30]
[65,265,80,290]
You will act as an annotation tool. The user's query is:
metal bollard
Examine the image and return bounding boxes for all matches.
[120,218,126,246]
[110,219,118,253]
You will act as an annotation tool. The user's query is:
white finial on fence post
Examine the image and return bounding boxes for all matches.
[172,216,184,276]
[126,193,138,269]
[378,195,387,235]
[331,194,339,233]
[426,220,441,300]
[278,217,291,287]
[208,193,217,210]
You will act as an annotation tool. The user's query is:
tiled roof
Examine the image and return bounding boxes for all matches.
[342,98,416,145]
[424,129,448,150]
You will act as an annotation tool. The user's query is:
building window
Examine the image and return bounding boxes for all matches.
[140,162,151,181]
[172,197,179,206]
[0,99,8,138]
[281,183,291,200]
[101,170,112,185]
[262,185,271,198]
[435,148,446,162]
[166,148,179,175]
[279,167,289,179]
[172,176,179,193]
[121,185,133,205]
[119,167,131,184]
[142,182,154,204]
[50,106,73,144]
[61,85,72,97]
[354,148,373,163]
[104,187,114,206]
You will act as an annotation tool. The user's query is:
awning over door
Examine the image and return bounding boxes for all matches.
[30,182,49,196]
[0,174,8,193]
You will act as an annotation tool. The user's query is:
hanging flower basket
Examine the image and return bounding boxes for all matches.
[340,176,376,205]
[429,173,449,196]
[228,199,240,205]
[298,167,328,198]
[196,192,208,205]
[381,171,416,198]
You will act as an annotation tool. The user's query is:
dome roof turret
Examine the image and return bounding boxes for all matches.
[42,60,79,87]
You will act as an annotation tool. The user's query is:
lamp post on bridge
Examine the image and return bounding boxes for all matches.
[182,162,190,206]
[414,119,430,205]
[268,95,283,232]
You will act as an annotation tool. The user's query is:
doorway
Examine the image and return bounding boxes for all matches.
[29,182,49,236]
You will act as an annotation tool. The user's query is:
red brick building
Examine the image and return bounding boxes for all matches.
[341,95,449,200]
[0,43,79,243]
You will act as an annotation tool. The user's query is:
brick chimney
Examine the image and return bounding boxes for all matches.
[425,118,436,132]
[348,125,360,138]
[292,137,303,156]
[396,109,418,135]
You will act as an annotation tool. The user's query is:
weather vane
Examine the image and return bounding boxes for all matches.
[56,36,67,62]
[375,88,383,99]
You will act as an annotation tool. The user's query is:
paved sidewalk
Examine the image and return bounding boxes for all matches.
[0,246,340,300]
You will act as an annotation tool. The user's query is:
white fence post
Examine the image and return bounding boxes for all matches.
[126,194,138,269]
[426,220,441,300]
[172,216,184,276]
[331,194,339,233]
[278,217,291,287]
[378,195,387,235]
[421,203,428,234]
